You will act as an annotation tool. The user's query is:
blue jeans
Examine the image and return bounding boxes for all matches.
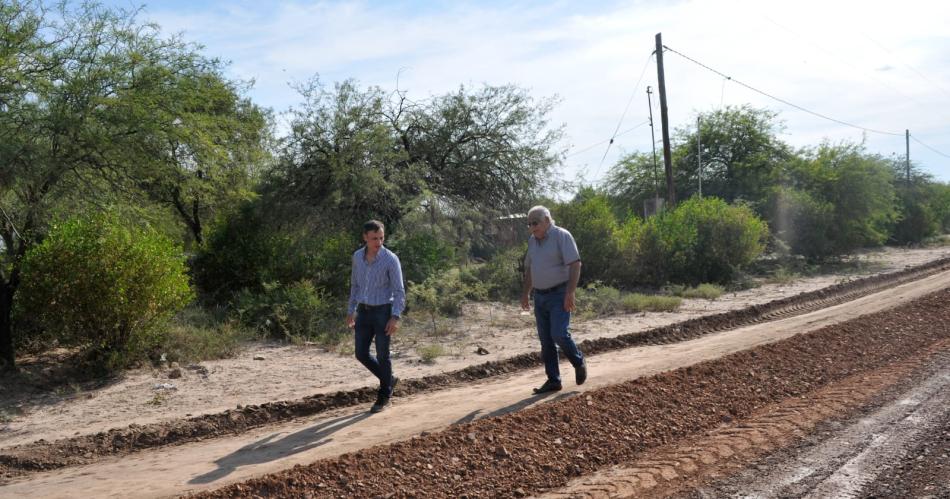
[534,289,584,383]
[354,304,394,396]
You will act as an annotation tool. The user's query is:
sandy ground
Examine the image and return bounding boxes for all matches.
[0,246,947,449]
[4,263,950,498]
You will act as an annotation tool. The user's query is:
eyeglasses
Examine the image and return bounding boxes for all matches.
[527,220,541,227]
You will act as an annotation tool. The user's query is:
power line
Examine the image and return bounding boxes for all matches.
[566,120,650,159]
[756,13,929,110]
[859,31,950,103]
[662,44,905,137]
[910,135,950,160]
[599,52,655,166]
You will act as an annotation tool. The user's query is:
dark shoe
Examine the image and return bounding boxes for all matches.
[370,393,391,413]
[575,363,587,386]
[533,379,562,394]
[390,376,399,395]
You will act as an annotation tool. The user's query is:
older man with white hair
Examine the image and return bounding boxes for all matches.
[520,205,587,394]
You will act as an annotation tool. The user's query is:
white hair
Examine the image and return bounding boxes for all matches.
[527,205,553,224]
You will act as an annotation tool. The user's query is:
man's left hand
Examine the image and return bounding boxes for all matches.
[385,317,400,336]
[564,291,576,312]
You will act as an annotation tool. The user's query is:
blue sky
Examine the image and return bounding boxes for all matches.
[102,0,950,185]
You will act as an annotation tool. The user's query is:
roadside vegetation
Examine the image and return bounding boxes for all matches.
[1,2,948,376]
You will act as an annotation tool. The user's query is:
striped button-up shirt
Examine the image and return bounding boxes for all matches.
[347,245,406,317]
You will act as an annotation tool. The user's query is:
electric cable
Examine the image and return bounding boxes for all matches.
[662,44,904,137]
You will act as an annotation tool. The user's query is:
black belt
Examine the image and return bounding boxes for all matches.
[534,282,567,294]
[358,303,392,312]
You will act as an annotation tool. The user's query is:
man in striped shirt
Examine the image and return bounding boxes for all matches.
[346,220,406,413]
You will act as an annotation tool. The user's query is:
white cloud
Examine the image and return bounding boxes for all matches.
[129,0,950,182]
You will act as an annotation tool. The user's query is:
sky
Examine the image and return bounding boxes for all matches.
[103,0,950,186]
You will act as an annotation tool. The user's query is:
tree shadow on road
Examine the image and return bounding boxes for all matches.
[188,411,372,484]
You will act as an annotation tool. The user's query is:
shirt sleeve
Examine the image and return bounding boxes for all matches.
[560,229,581,265]
[347,252,360,315]
[390,253,406,317]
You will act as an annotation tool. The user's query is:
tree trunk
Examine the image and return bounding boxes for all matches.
[0,281,16,372]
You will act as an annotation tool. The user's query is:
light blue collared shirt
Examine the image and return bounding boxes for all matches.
[347,245,406,317]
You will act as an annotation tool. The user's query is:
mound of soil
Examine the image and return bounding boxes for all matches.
[195,288,950,498]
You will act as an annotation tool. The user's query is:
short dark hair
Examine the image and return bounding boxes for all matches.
[363,219,385,234]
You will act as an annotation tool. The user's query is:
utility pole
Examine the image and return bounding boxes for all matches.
[655,33,675,206]
[647,86,659,198]
[906,129,911,186]
[697,116,702,198]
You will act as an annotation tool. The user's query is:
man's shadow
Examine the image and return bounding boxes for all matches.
[454,391,575,424]
[189,411,372,484]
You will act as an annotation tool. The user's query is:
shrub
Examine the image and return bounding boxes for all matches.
[193,202,358,303]
[555,192,621,285]
[416,344,446,364]
[635,197,769,285]
[575,282,681,318]
[673,283,724,300]
[232,280,344,343]
[621,293,681,312]
[891,192,938,245]
[574,282,623,318]
[16,213,193,371]
[474,244,526,301]
[769,187,838,260]
[159,306,251,363]
[388,231,456,285]
[409,267,486,317]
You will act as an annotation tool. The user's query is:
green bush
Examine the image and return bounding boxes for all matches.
[556,191,621,285]
[891,188,939,245]
[409,267,486,317]
[232,280,343,342]
[16,213,193,371]
[416,344,446,364]
[575,282,623,317]
[768,187,836,259]
[474,244,526,301]
[388,231,456,285]
[635,197,769,285]
[670,283,724,300]
[159,306,251,363]
[575,282,681,318]
[621,293,682,312]
[193,203,357,302]
[611,217,645,287]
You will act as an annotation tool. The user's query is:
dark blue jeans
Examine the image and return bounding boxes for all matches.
[354,304,394,396]
[534,289,584,383]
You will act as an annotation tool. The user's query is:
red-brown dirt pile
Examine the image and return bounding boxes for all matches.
[196,288,950,498]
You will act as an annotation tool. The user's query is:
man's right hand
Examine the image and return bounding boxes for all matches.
[520,294,531,311]
[346,313,356,328]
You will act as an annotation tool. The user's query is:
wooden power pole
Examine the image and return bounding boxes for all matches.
[655,33,675,206]
[906,129,911,185]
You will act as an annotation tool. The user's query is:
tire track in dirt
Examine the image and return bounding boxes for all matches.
[541,344,950,499]
[2,259,948,480]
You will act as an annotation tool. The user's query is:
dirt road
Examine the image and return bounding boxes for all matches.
[2,267,949,497]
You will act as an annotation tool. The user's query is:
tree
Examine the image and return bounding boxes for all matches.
[272,79,564,233]
[391,84,564,213]
[0,2,261,371]
[771,142,897,258]
[672,105,791,208]
[133,72,272,246]
[602,151,663,219]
